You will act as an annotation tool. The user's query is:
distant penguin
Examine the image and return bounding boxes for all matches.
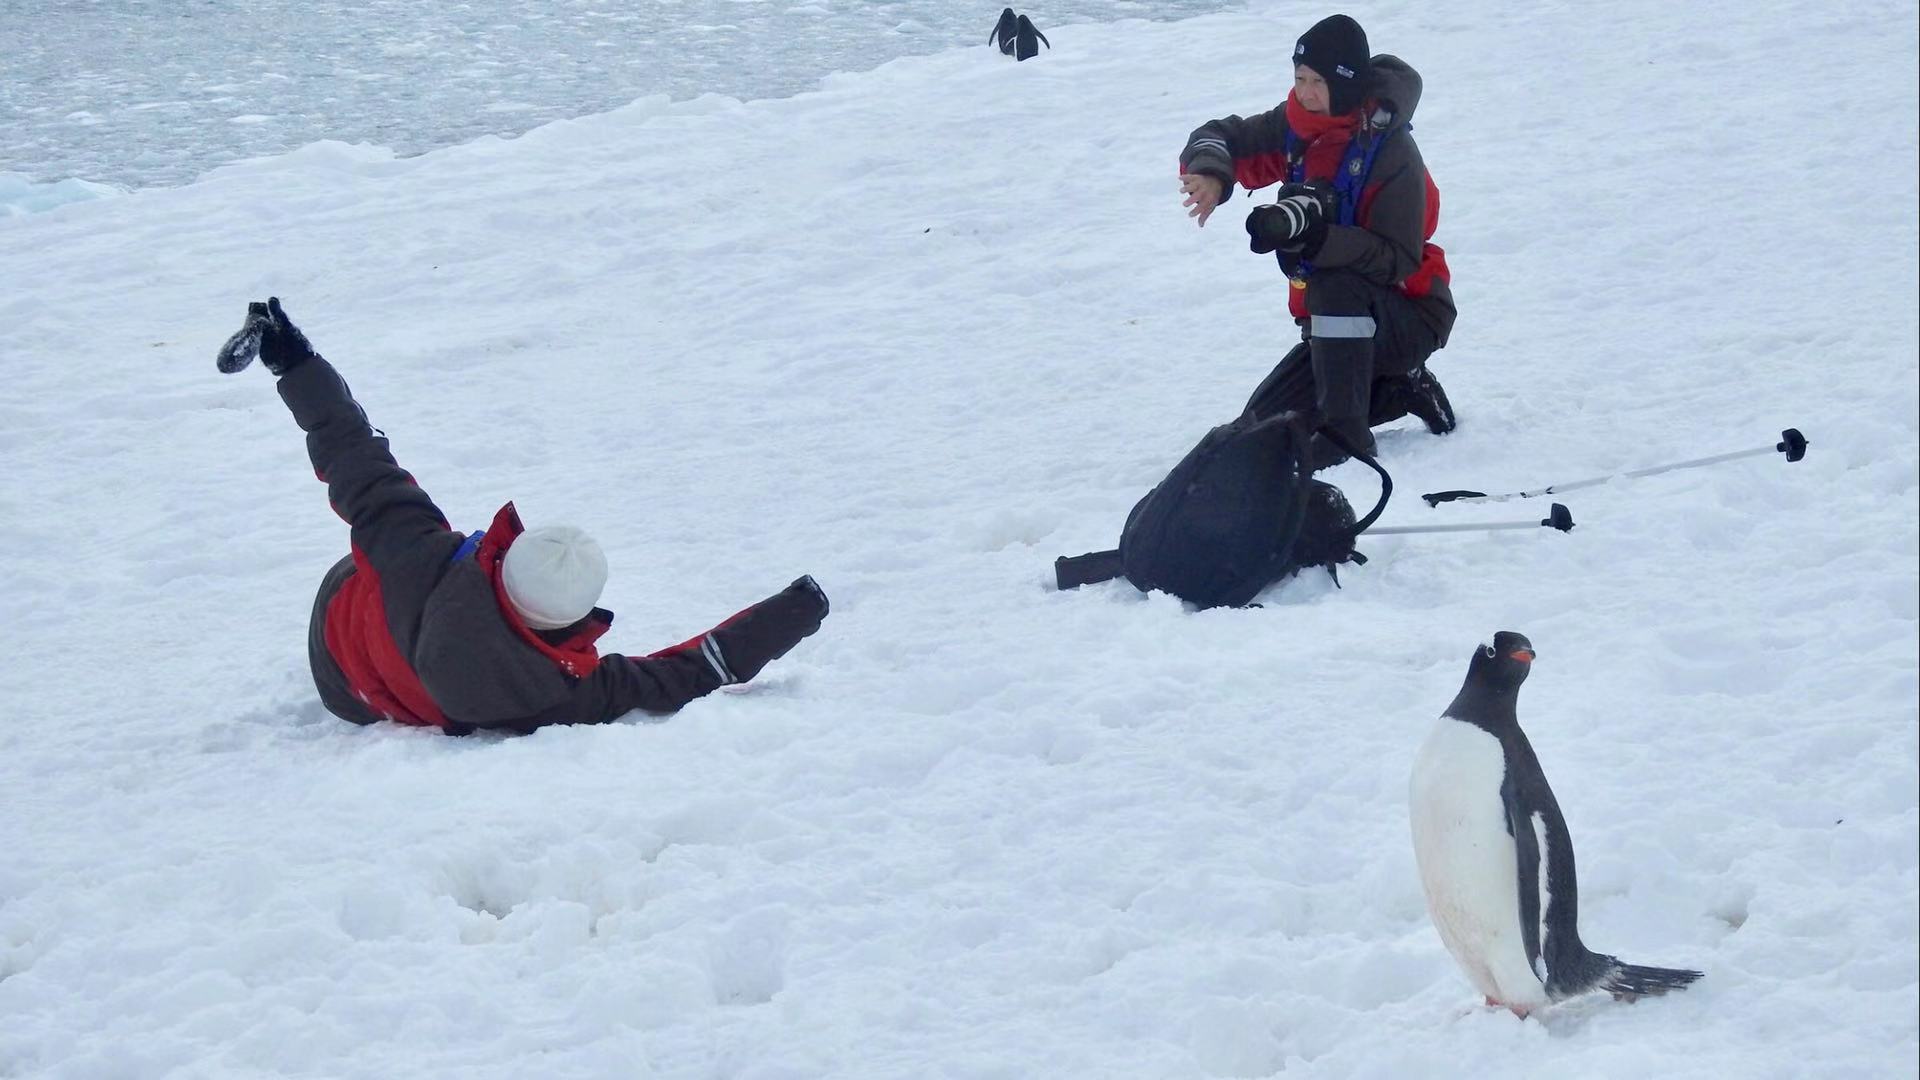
[989,9,1050,61]
[1013,14,1050,61]
[989,7,1019,53]
[1408,632,1703,1018]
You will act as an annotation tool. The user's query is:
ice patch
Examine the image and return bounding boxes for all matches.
[0,171,123,218]
[199,139,407,181]
[7,0,1239,189]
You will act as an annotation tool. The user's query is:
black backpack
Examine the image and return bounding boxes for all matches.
[1055,413,1390,609]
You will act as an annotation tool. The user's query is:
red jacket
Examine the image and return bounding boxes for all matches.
[1179,54,1456,345]
[283,358,825,734]
[318,501,615,728]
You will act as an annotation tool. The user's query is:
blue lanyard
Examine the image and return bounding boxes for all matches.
[1282,123,1403,277]
[451,530,485,563]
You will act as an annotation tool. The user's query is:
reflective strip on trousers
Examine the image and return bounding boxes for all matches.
[1311,314,1378,339]
[701,634,738,684]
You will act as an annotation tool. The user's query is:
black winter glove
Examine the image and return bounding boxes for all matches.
[705,575,829,685]
[215,296,320,376]
[259,297,319,376]
[1246,183,1334,256]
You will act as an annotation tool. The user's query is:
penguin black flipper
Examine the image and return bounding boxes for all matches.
[1500,768,1546,984]
[1499,727,1603,998]
[1505,728,1705,1002]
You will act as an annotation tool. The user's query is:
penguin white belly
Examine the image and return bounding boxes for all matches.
[1409,719,1549,1010]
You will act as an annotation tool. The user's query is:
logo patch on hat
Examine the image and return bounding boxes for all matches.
[1334,64,1355,79]
[1294,43,1306,56]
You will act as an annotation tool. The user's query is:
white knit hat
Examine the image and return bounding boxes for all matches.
[500,525,608,630]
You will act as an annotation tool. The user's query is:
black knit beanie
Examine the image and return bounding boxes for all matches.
[1293,14,1370,115]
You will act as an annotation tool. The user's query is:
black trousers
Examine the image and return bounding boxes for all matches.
[1245,269,1441,424]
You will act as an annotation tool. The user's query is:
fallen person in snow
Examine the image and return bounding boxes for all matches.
[1177,13,1458,470]
[217,298,828,736]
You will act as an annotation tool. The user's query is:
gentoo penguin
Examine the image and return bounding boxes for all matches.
[988,8,1019,53]
[989,9,1050,61]
[1409,632,1703,1018]
[1013,14,1050,61]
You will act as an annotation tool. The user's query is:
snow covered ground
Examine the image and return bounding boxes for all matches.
[1,1,1915,1076]
[5,0,1235,190]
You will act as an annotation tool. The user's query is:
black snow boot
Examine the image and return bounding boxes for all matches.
[1402,367,1456,435]
[1370,366,1457,435]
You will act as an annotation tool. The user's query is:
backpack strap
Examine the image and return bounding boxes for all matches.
[1322,547,1370,589]
[1312,423,1393,533]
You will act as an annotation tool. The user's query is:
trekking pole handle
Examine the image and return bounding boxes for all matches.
[1777,427,1809,462]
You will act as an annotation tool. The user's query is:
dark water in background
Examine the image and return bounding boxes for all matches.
[2,0,1244,189]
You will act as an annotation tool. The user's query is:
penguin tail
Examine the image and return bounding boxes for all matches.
[1601,961,1704,1001]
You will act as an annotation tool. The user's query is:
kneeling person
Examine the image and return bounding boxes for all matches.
[1178,13,1457,468]
[222,298,828,735]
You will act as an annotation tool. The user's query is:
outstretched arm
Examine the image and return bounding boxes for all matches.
[544,575,830,726]
[571,650,728,723]
[1179,105,1294,223]
[253,299,462,593]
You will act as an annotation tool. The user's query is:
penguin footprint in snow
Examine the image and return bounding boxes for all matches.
[1408,632,1704,1019]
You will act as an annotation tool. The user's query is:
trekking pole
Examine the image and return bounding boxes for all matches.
[1422,428,1808,507]
[1366,503,1575,535]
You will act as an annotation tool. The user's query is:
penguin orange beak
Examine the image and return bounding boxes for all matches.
[1510,648,1536,663]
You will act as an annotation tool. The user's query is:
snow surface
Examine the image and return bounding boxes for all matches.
[4,0,1236,191]
[2,1,1917,1077]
